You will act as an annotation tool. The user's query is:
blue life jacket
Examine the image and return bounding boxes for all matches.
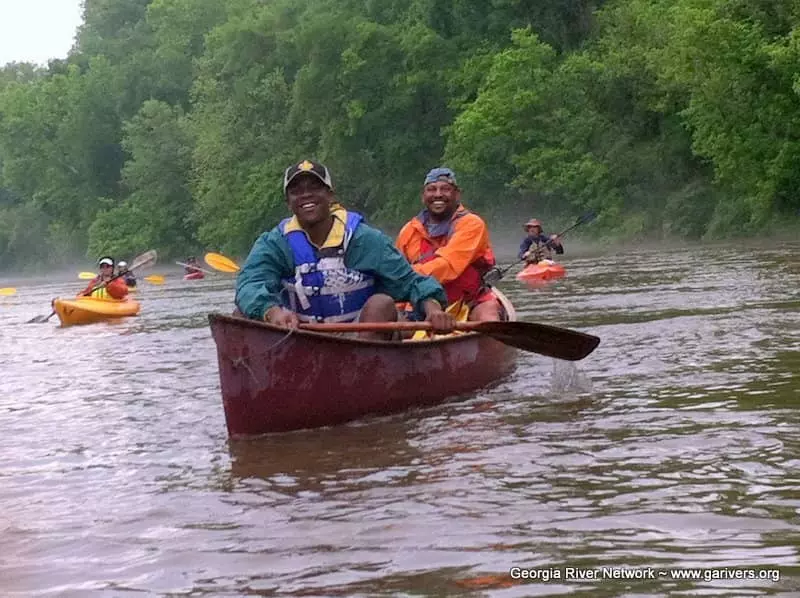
[279,211,375,323]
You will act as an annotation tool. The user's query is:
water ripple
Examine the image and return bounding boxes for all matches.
[2,246,800,596]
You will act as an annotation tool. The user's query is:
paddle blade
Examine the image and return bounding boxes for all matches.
[0,287,16,296]
[130,249,157,271]
[144,275,165,284]
[471,320,600,361]
[482,266,505,285]
[205,252,240,273]
[78,272,95,280]
[27,310,56,324]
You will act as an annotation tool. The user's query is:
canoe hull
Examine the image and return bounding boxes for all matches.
[54,297,141,327]
[208,294,517,437]
[184,271,205,280]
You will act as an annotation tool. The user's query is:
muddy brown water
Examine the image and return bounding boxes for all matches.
[1,242,799,596]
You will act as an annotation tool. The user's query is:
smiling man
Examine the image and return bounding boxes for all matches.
[395,167,501,321]
[79,256,129,299]
[235,160,455,339]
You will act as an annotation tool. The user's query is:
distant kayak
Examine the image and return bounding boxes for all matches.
[184,271,205,280]
[516,260,566,282]
[53,296,141,327]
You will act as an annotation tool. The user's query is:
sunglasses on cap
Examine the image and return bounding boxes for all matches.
[424,167,457,186]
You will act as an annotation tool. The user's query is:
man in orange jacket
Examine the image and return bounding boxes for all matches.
[396,167,501,321]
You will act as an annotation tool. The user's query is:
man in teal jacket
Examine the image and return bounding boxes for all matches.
[236,159,455,339]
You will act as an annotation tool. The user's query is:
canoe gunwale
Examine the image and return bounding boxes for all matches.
[209,312,486,349]
[208,286,516,349]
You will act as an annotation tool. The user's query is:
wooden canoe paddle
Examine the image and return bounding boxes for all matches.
[298,320,600,361]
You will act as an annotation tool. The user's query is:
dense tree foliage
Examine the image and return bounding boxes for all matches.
[1,0,798,270]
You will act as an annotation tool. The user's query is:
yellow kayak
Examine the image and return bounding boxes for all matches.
[53,296,141,327]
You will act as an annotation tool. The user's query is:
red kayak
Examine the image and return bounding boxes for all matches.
[516,259,566,282]
[208,290,518,437]
[184,271,205,280]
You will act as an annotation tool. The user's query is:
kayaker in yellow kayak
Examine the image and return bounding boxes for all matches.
[79,256,129,299]
[519,219,563,264]
[235,160,456,340]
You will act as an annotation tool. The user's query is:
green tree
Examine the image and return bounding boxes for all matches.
[88,100,194,257]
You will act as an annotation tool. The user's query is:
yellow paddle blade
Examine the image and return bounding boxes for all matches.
[204,252,240,273]
[411,300,469,340]
[448,300,470,322]
[144,275,165,284]
[0,287,16,296]
[78,272,96,280]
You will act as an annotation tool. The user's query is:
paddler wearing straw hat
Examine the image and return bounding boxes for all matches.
[519,219,563,264]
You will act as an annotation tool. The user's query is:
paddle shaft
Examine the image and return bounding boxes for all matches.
[176,262,215,276]
[301,321,479,333]
[83,270,134,296]
[37,310,57,323]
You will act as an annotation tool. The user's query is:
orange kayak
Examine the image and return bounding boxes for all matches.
[516,260,566,282]
[53,296,141,327]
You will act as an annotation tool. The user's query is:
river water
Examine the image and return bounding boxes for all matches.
[1,242,799,597]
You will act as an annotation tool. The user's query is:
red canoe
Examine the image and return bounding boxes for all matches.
[516,259,566,282]
[184,271,205,280]
[208,291,517,437]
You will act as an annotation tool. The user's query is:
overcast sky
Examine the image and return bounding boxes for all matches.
[0,0,84,66]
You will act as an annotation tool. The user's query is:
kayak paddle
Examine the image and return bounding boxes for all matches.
[298,320,600,361]
[82,272,163,284]
[28,249,158,323]
[204,252,240,273]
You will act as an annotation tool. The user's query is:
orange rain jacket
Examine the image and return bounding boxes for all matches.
[395,205,496,305]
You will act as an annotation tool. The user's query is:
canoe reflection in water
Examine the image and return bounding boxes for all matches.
[227,418,422,490]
